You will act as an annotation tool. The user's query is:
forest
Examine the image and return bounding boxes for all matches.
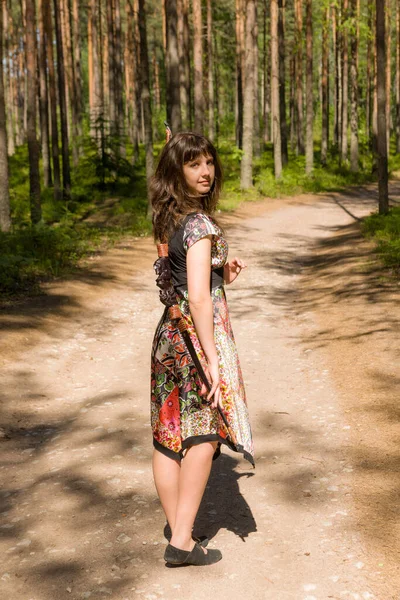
[0,0,399,294]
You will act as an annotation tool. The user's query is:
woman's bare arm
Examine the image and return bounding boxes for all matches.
[186,235,221,408]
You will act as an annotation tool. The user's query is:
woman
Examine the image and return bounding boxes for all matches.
[150,132,254,567]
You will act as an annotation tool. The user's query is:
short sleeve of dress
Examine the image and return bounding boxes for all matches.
[183,213,228,269]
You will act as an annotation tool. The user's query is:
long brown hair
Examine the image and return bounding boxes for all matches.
[151,132,223,243]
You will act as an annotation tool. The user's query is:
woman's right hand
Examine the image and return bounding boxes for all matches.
[200,360,221,410]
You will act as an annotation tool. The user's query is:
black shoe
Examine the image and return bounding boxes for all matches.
[163,523,209,548]
[164,542,222,567]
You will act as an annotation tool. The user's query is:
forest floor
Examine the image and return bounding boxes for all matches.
[0,184,399,600]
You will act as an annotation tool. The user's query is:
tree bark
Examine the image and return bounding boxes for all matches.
[385,2,391,155]
[165,0,181,132]
[178,0,191,128]
[54,0,71,199]
[240,0,256,188]
[372,7,378,154]
[305,0,313,174]
[3,0,15,156]
[271,0,282,178]
[26,0,41,223]
[207,0,215,141]
[43,0,61,200]
[376,0,389,213]
[341,0,348,163]
[89,0,104,146]
[38,0,52,186]
[289,50,295,150]
[263,0,270,143]
[193,0,204,133]
[235,0,244,147]
[349,0,358,172]
[72,0,83,134]
[366,0,372,143]
[278,0,287,165]
[294,0,304,154]
[253,2,260,157]
[0,0,11,232]
[138,0,154,217]
[321,4,329,165]
[397,0,400,152]
[106,0,116,134]
[126,0,139,158]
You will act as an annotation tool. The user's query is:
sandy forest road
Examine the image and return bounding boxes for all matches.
[0,185,399,600]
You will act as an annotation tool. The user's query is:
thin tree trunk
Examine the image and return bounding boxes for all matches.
[63,0,79,165]
[294,0,304,154]
[332,3,338,146]
[321,4,329,165]
[3,0,15,156]
[207,0,214,141]
[72,0,83,136]
[59,0,70,138]
[166,0,182,132]
[235,0,244,147]
[89,0,104,146]
[305,0,313,174]
[349,0,358,171]
[253,2,260,157]
[178,0,191,128]
[54,0,71,199]
[278,0,287,165]
[271,0,282,178]
[263,0,270,144]
[133,0,142,147]
[240,0,256,188]
[153,42,161,111]
[289,50,295,150]
[396,0,400,152]
[106,0,116,135]
[115,0,125,154]
[0,0,11,232]
[341,0,348,163]
[385,2,391,155]
[126,0,139,157]
[372,9,378,154]
[366,0,372,143]
[43,0,61,200]
[37,0,52,186]
[26,0,41,223]
[193,0,204,133]
[376,0,388,213]
[137,0,154,217]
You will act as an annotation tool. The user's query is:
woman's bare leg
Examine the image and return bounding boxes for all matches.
[152,448,181,533]
[170,441,218,552]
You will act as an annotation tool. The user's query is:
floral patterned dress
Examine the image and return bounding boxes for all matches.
[150,212,254,466]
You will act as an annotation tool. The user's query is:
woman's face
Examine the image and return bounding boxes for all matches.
[182,153,215,197]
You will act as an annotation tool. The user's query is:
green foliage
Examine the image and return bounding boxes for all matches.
[361,207,400,272]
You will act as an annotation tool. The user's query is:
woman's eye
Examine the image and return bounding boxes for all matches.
[190,162,199,167]
[207,160,214,166]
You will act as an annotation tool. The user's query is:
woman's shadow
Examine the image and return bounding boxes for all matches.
[194,452,256,542]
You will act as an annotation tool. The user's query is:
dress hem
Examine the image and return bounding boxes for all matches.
[153,435,255,468]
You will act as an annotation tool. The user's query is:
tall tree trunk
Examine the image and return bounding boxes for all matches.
[253,2,260,157]
[294,0,304,154]
[271,0,282,178]
[366,0,372,143]
[341,0,348,163]
[63,0,79,165]
[89,0,104,145]
[396,0,400,152]
[137,0,154,217]
[332,3,339,146]
[240,0,256,188]
[153,42,161,111]
[38,0,52,186]
[289,50,295,150]
[178,0,191,128]
[235,0,244,147]
[59,0,70,138]
[207,0,215,141]
[114,0,125,155]
[385,3,391,155]
[166,0,182,132]
[278,0,287,166]
[43,0,61,200]
[26,0,41,223]
[106,0,116,135]
[72,0,83,135]
[0,0,11,232]
[126,0,139,158]
[321,4,329,165]
[263,0,270,143]
[372,9,378,154]
[54,0,71,199]
[376,0,388,213]
[305,0,313,174]
[349,0,358,172]
[193,0,204,133]
[3,0,15,156]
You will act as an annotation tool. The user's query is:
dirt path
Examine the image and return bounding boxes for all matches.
[0,186,399,600]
